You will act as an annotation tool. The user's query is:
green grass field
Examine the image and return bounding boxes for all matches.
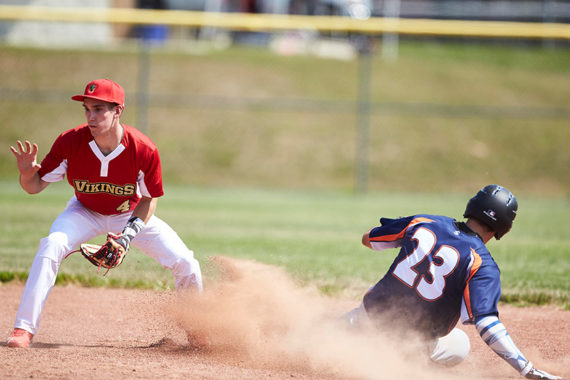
[1,181,568,308]
[0,41,568,308]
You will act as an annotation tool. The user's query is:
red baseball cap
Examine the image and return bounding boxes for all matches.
[71,78,125,106]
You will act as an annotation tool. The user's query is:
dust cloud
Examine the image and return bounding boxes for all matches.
[170,256,482,380]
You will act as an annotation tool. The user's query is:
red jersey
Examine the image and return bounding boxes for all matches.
[38,124,164,215]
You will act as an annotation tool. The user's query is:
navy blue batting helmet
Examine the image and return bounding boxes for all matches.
[464,185,518,240]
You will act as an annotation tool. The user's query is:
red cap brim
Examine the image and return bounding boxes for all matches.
[71,95,122,104]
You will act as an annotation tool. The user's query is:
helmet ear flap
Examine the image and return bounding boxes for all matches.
[464,185,518,240]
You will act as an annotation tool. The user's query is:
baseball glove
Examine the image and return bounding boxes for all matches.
[78,233,127,275]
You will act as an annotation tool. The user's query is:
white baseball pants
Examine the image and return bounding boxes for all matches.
[13,196,202,335]
[428,327,470,366]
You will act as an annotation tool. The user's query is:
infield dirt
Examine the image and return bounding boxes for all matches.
[1,257,568,379]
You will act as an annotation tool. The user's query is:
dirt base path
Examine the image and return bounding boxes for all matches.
[1,258,568,380]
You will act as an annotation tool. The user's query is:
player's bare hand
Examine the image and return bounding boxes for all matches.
[525,367,562,380]
[10,140,41,179]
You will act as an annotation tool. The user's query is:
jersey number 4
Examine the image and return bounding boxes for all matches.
[116,200,130,213]
[392,227,459,301]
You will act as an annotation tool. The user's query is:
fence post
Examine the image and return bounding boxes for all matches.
[136,41,150,134]
[354,35,373,193]
[382,0,400,61]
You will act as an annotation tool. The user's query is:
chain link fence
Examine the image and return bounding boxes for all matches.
[0,3,569,195]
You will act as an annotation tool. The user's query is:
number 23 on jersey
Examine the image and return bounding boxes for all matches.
[392,227,460,301]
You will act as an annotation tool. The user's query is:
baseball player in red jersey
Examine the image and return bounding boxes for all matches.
[344,185,561,379]
[7,78,203,348]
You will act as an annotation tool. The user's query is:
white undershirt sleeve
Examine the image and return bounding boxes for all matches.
[136,170,151,198]
[40,159,67,182]
[370,240,401,252]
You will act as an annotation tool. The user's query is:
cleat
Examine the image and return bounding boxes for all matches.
[7,328,33,348]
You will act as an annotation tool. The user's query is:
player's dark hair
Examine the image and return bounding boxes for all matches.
[463,185,518,240]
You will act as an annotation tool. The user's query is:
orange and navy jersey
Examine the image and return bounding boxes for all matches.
[38,124,164,215]
[362,214,500,339]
